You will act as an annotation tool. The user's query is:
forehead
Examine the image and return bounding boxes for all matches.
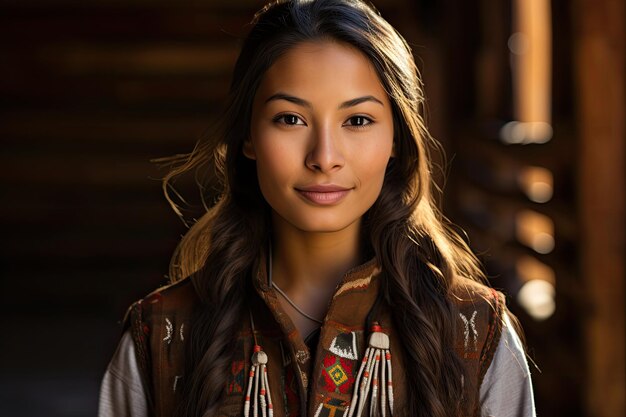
[255,40,388,103]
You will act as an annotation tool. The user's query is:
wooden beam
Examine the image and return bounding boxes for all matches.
[573,0,625,415]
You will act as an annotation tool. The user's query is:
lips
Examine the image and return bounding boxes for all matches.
[295,184,352,205]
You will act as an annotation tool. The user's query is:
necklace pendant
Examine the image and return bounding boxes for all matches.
[244,344,274,417]
[346,322,394,417]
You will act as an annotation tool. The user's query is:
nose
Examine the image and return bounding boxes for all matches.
[305,126,345,172]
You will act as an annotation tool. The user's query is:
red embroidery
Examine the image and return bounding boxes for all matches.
[227,360,245,394]
[321,353,355,394]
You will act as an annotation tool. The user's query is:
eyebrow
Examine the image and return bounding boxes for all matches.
[264,92,384,109]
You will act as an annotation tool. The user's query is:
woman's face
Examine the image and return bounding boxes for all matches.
[246,40,394,234]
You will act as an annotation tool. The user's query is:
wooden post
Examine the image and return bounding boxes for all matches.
[573,0,625,416]
[511,0,552,125]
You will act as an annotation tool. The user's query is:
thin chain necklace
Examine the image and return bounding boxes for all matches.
[268,244,324,325]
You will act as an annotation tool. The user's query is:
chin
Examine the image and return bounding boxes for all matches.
[289,216,361,234]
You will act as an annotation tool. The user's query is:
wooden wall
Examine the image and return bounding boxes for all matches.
[574,0,625,415]
[440,0,624,416]
[0,2,258,415]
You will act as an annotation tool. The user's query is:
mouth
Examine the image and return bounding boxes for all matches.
[295,184,352,205]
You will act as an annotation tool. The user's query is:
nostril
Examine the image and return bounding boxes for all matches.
[305,137,344,172]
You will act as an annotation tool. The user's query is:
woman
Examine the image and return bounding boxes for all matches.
[99,0,536,416]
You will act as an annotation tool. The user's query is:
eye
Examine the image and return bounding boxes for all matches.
[343,116,373,129]
[273,114,306,126]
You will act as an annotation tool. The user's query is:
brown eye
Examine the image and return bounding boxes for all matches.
[274,114,306,126]
[344,116,372,128]
[284,115,298,124]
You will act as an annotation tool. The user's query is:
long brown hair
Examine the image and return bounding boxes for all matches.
[158,1,487,416]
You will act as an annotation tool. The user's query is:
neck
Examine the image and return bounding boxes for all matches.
[270,214,365,293]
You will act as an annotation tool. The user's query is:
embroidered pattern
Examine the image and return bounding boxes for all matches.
[296,349,310,364]
[314,397,348,417]
[459,310,479,351]
[329,332,359,360]
[227,360,245,394]
[334,276,373,298]
[163,318,173,345]
[321,353,355,394]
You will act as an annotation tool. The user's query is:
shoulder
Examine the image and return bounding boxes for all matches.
[449,275,507,384]
[119,277,201,406]
[122,277,201,330]
[120,277,200,372]
[449,274,506,330]
[450,275,505,310]
[141,275,200,307]
[450,275,506,337]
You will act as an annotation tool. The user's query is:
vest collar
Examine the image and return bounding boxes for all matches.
[252,248,381,294]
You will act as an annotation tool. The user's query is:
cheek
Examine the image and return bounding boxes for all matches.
[250,121,309,186]
[356,139,394,201]
[358,134,394,180]
[253,140,299,201]
[256,153,283,188]
[362,158,390,197]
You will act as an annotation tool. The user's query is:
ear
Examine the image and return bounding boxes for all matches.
[242,138,257,160]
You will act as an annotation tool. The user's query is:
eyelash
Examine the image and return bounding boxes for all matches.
[273,114,305,126]
[272,114,374,129]
[344,116,373,129]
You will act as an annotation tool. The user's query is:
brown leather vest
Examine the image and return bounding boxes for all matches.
[124,259,505,417]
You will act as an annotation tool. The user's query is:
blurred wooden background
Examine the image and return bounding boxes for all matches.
[0,0,623,416]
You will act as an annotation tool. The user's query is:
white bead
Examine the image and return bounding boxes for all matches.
[369,331,390,349]
[252,351,268,365]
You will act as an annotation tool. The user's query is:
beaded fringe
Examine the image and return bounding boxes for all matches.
[347,323,394,417]
[244,308,274,417]
[243,344,274,417]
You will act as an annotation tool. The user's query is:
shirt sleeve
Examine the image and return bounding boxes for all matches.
[479,311,537,417]
[98,329,149,417]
